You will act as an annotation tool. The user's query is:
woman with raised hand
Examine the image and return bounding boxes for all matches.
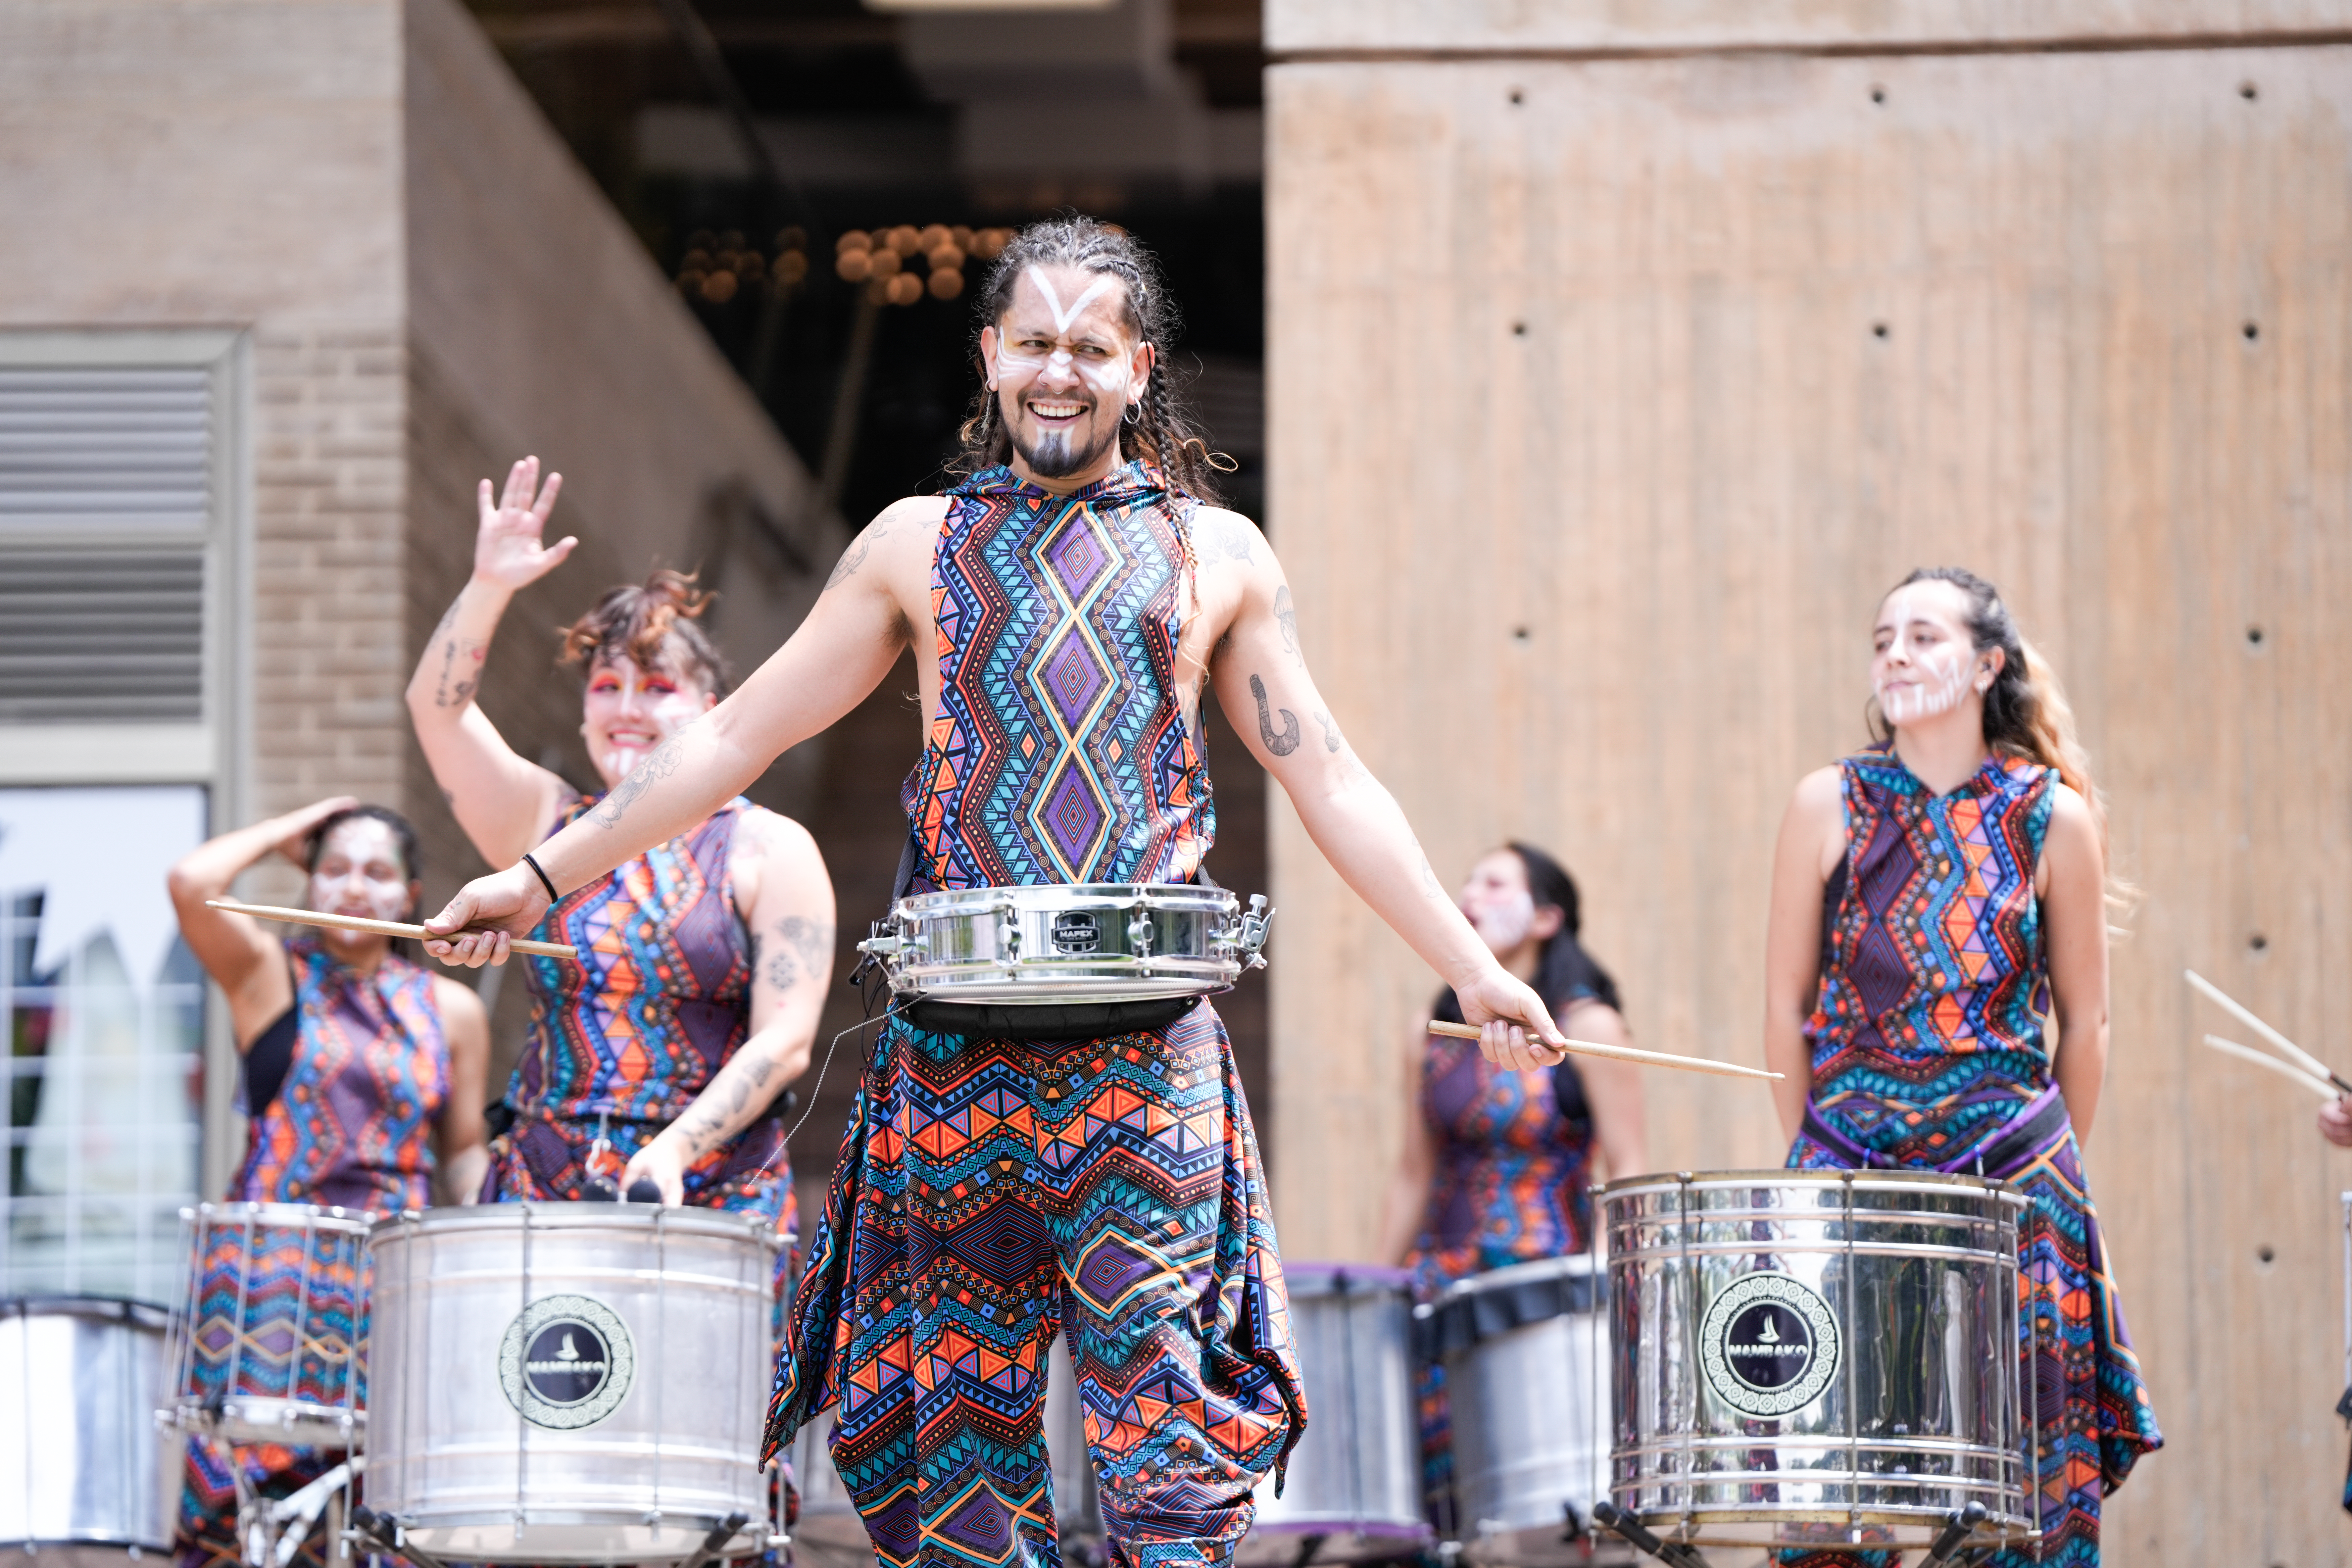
[404,457,833,1234]
[1760,567,2161,1568]
[165,796,488,1568]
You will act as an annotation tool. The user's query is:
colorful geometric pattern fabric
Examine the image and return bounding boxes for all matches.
[904,462,1213,891]
[231,934,448,1213]
[764,1004,1305,1568]
[182,1213,370,1415]
[1401,1027,1597,1529]
[1782,747,2160,1568]
[489,795,793,1237]
[1806,750,2058,1164]
[178,1435,337,1568]
[512,795,757,1122]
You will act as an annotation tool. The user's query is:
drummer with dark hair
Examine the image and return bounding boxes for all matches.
[165,795,491,1568]
[420,216,1577,1568]
[1377,842,1646,1531]
[405,467,835,1239]
[1761,570,2160,1566]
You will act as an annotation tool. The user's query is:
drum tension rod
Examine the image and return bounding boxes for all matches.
[1916,1501,1989,1568]
[347,1506,452,1568]
[677,1510,753,1568]
[1589,1502,1710,1568]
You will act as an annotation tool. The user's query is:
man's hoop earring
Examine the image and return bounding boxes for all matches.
[1124,401,1142,425]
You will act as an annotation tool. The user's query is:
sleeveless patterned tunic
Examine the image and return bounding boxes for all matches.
[483,795,792,1224]
[1403,1033,1595,1295]
[185,936,447,1568]
[769,463,1303,1568]
[1782,751,2160,1568]
[232,933,447,1211]
[906,458,1213,888]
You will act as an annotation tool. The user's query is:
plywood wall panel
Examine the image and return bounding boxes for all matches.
[1269,44,2352,1567]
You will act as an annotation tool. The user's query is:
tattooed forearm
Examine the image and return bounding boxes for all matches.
[1250,674,1301,756]
[1313,710,1342,753]
[676,1049,779,1155]
[1274,586,1301,666]
[758,916,835,993]
[588,733,686,828]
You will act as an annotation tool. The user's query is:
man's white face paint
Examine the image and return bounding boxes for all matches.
[1872,583,1985,727]
[988,264,1142,480]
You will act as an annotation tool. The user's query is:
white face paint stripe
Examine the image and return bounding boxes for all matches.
[1025,265,1118,336]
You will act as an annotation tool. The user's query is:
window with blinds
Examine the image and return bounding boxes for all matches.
[0,365,212,726]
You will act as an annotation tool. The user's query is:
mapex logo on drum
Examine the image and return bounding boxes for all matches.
[1698,1272,1841,1419]
[498,1294,636,1430]
[1050,910,1100,954]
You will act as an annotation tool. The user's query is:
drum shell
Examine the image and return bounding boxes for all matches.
[167,1202,372,1448]
[1604,1171,2032,1551]
[1431,1257,1614,1567]
[0,1299,175,1557]
[885,885,1244,1004]
[365,1206,777,1565]
[1238,1264,1424,1566]
[791,1333,1099,1558]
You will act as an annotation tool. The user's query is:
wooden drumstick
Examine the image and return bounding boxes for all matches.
[1426,1020,1782,1081]
[206,899,579,961]
[2185,968,2352,1095]
[2200,1033,2337,1100]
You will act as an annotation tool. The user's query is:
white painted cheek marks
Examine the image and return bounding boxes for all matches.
[1473,889,1537,952]
[1878,643,1973,724]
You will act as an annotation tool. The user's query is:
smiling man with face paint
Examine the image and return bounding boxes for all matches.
[421,216,1570,1568]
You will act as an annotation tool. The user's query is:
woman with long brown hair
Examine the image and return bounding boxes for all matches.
[1761,567,2160,1568]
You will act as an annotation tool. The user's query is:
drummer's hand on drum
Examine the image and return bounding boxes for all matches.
[422,864,550,968]
[622,1135,688,1207]
[1456,965,1570,1071]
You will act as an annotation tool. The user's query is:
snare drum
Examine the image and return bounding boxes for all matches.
[859,884,1271,1004]
[1604,1170,2033,1553]
[1239,1264,1423,1566]
[1425,1256,1613,1566]
[363,1204,780,1564]
[166,1202,372,1448]
[0,1298,176,1560]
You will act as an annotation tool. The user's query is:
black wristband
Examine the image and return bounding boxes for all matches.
[520,852,560,906]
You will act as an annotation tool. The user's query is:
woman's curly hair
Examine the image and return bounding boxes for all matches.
[558,568,730,696]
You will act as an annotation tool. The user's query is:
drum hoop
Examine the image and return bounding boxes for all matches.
[192,1199,378,1233]
[895,883,1240,918]
[1601,1168,2031,1205]
[1432,1253,1598,1303]
[365,1202,782,1248]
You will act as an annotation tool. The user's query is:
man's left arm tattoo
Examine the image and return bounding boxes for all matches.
[1250,674,1301,757]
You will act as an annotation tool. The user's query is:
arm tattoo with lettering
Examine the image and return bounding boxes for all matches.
[676,1049,779,1156]
[1313,710,1342,753]
[1250,674,1301,756]
[428,594,489,708]
[588,732,686,828]
[1274,587,1301,666]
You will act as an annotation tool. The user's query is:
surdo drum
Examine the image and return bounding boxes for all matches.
[0,1298,177,1561]
[166,1202,372,1447]
[363,1205,780,1565]
[858,884,1272,1004]
[1603,1170,2035,1554]
[1239,1264,1425,1566]
[1424,1256,1614,1566]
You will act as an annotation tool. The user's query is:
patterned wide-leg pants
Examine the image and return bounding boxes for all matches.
[771,1003,1304,1568]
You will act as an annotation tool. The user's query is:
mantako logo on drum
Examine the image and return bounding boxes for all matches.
[1698,1272,1842,1420]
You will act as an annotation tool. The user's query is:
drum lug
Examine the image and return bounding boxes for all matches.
[1127,913,1153,956]
[1590,1502,1711,1568]
[1232,894,1273,969]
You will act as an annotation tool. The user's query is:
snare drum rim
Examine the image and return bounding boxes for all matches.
[1431,1252,1598,1305]
[894,883,1242,920]
[189,1199,378,1234]
[363,1202,784,1248]
[1599,1168,2031,1210]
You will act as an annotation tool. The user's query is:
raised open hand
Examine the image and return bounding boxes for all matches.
[268,795,362,867]
[474,456,576,591]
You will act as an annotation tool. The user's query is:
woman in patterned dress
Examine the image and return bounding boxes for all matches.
[1761,568,2162,1567]
[1378,842,1647,1530]
[166,796,490,1568]
[405,459,833,1235]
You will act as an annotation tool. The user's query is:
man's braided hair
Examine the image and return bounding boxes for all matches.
[951,216,1227,504]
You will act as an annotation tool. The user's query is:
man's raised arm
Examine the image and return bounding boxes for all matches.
[1201,515,1569,1070]
[423,502,928,965]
